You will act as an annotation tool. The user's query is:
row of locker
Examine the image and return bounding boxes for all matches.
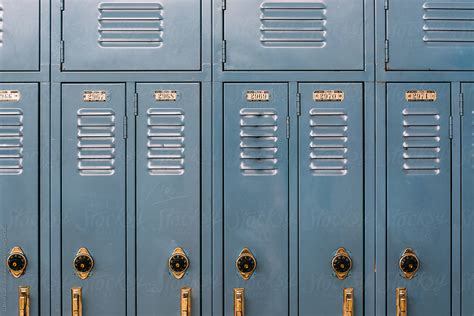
[1,82,472,315]
[2,0,474,73]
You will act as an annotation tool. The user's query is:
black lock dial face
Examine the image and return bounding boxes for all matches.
[237,255,256,273]
[332,255,352,274]
[400,255,419,274]
[169,255,189,273]
[74,255,93,273]
[7,254,26,272]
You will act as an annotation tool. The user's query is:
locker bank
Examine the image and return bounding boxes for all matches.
[0,0,472,315]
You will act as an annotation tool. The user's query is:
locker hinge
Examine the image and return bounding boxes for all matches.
[384,0,389,10]
[133,93,138,116]
[286,116,290,139]
[296,93,301,116]
[384,40,389,63]
[449,116,453,139]
[60,41,65,64]
[459,93,464,116]
[123,116,128,139]
[222,0,226,10]
[222,40,227,63]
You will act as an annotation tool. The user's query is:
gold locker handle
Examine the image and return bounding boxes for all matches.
[343,288,354,316]
[18,286,30,316]
[71,288,83,316]
[181,287,192,316]
[396,288,407,316]
[234,288,245,316]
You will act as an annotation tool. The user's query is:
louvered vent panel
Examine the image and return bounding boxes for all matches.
[98,3,163,48]
[402,109,441,175]
[423,2,474,45]
[0,109,23,175]
[147,108,185,176]
[309,109,348,176]
[240,108,278,176]
[0,5,3,47]
[260,2,327,47]
[77,109,116,176]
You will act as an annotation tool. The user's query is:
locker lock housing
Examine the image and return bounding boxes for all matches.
[7,246,27,278]
[236,248,256,280]
[74,248,94,280]
[332,248,352,280]
[399,248,419,279]
[169,248,189,279]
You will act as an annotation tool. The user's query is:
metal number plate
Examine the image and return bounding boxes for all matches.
[405,90,437,102]
[83,91,108,102]
[246,90,271,102]
[0,90,21,102]
[155,90,178,102]
[313,90,345,102]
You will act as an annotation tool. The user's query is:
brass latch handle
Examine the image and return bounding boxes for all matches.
[71,288,83,316]
[18,286,30,316]
[234,288,245,316]
[343,288,354,316]
[181,287,192,316]
[396,288,407,316]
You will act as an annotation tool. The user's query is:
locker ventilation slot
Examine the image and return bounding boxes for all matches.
[423,2,474,45]
[240,108,278,176]
[0,5,3,46]
[98,3,163,48]
[77,109,116,176]
[309,109,348,176]
[147,109,185,176]
[402,109,441,175]
[260,2,327,47]
[0,109,23,175]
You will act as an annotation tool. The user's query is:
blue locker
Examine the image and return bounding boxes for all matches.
[298,83,364,316]
[61,0,201,71]
[0,0,40,71]
[223,83,289,316]
[385,0,474,71]
[61,84,127,316]
[0,84,39,315]
[223,0,364,71]
[386,83,451,316]
[461,84,474,315]
[136,83,201,315]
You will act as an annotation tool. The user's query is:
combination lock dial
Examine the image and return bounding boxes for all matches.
[169,248,189,279]
[236,248,257,280]
[73,248,94,280]
[332,248,353,280]
[7,247,27,278]
[399,248,419,279]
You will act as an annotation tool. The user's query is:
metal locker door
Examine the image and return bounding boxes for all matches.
[223,0,364,71]
[386,83,451,316]
[0,84,39,315]
[298,84,363,316]
[62,0,201,71]
[0,0,40,71]
[136,83,201,315]
[224,83,289,316]
[461,84,474,315]
[386,0,474,71]
[61,84,126,316]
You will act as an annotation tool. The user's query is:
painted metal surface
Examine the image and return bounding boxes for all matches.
[461,83,474,315]
[61,84,127,316]
[223,83,289,316]
[0,0,40,71]
[0,83,39,315]
[61,0,201,71]
[223,0,364,71]
[386,0,474,71]
[298,83,364,316]
[386,83,451,316]
[136,83,202,315]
